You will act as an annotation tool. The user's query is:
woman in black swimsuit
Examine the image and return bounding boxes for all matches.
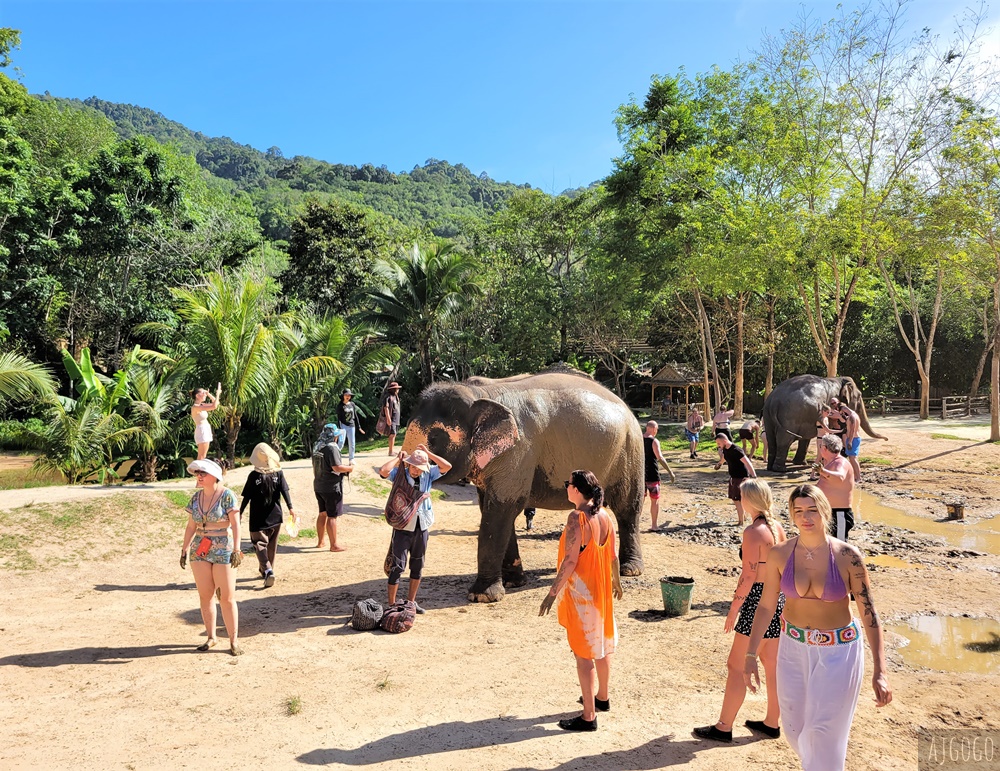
[695,478,786,742]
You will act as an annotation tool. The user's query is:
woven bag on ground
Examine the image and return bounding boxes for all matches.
[350,599,384,631]
[378,600,416,633]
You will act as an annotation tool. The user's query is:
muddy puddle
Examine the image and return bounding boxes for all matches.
[856,490,1000,556]
[889,616,1000,675]
[867,554,923,569]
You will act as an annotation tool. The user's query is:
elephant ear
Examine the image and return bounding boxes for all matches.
[469,398,519,471]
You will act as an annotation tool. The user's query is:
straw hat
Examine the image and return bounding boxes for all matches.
[250,443,281,473]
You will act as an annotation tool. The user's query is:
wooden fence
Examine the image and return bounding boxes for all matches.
[872,395,990,418]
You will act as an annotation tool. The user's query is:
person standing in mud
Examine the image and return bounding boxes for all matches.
[744,485,892,771]
[642,421,674,530]
[815,434,855,541]
[839,404,864,483]
[738,418,761,459]
[715,432,756,526]
[685,407,705,459]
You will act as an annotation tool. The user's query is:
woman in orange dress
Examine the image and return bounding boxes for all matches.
[539,469,623,732]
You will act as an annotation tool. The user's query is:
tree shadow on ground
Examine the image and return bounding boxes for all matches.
[894,439,992,470]
[0,644,192,668]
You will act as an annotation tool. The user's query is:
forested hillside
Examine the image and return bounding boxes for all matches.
[46,96,530,239]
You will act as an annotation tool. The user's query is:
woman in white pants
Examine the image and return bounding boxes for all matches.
[743,484,891,770]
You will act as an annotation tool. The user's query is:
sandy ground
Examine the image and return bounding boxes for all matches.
[1,420,998,770]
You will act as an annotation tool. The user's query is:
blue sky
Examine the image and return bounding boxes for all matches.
[2,0,984,192]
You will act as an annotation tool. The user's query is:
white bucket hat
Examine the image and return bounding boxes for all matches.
[187,459,224,482]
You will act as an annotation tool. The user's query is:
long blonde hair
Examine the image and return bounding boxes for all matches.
[740,478,778,541]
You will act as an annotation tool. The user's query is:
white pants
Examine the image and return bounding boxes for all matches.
[777,627,864,771]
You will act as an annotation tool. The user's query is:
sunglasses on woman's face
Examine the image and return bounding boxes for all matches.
[194,471,208,477]
[564,481,573,489]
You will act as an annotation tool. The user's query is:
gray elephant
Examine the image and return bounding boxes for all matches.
[762,374,888,472]
[401,369,645,603]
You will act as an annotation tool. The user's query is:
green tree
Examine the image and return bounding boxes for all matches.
[0,350,56,406]
[359,242,482,386]
[281,199,390,314]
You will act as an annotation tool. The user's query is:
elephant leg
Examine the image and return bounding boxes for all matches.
[606,477,644,577]
[772,436,791,472]
[468,494,519,603]
[792,438,809,466]
[501,525,526,588]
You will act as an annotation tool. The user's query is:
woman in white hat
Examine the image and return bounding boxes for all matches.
[179,459,243,656]
[239,443,296,588]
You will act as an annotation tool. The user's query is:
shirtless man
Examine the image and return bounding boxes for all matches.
[643,421,675,530]
[810,405,832,479]
[713,405,736,464]
[814,434,855,540]
[839,404,863,483]
[738,418,761,459]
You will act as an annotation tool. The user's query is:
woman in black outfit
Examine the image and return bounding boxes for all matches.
[240,443,295,588]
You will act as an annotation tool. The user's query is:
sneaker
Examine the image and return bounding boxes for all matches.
[577,696,610,712]
[264,570,275,588]
[414,603,426,615]
[693,725,732,743]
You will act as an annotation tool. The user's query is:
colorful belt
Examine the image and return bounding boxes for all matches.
[781,617,859,646]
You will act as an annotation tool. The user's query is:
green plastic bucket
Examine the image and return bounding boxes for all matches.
[660,575,694,616]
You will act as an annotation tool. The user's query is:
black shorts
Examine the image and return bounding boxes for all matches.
[715,427,733,440]
[830,508,854,540]
[728,477,746,501]
[315,490,343,517]
[734,583,785,638]
[388,422,399,435]
[738,428,755,442]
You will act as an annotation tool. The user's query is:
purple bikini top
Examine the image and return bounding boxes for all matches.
[780,539,848,602]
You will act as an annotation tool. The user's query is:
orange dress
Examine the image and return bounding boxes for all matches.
[556,508,619,659]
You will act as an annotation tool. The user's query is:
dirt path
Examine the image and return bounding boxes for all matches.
[0,424,998,769]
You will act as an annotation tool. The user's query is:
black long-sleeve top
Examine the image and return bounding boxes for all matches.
[240,470,293,531]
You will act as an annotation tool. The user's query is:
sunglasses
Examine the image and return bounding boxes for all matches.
[564,480,573,489]
[193,470,209,477]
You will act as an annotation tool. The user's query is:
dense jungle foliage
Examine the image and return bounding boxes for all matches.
[4,1,1000,483]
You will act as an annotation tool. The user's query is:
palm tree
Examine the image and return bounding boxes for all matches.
[358,242,482,386]
[248,318,344,459]
[0,351,56,406]
[169,271,281,466]
[296,314,401,446]
[127,358,191,482]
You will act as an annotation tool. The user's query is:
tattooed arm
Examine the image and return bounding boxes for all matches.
[844,544,893,707]
[726,525,760,633]
[539,512,582,616]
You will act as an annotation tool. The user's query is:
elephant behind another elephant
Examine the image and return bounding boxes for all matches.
[762,374,888,472]
[401,369,645,603]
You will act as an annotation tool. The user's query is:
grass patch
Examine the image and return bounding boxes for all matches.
[930,433,966,441]
[164,490,192,508]
[279,527,316,545]
[354,475,390,498]
[859,456,893,467]
[356,426,406,453]
[0,466,65,490]
[285,695,302,716]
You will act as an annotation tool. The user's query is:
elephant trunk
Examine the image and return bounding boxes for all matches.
[858,398,889,441]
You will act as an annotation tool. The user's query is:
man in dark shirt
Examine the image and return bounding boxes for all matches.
[642,420,675,530]
[312,423,353,551]
[337,389,365,463]
[383,382,402,456]
[714,432,756,525]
